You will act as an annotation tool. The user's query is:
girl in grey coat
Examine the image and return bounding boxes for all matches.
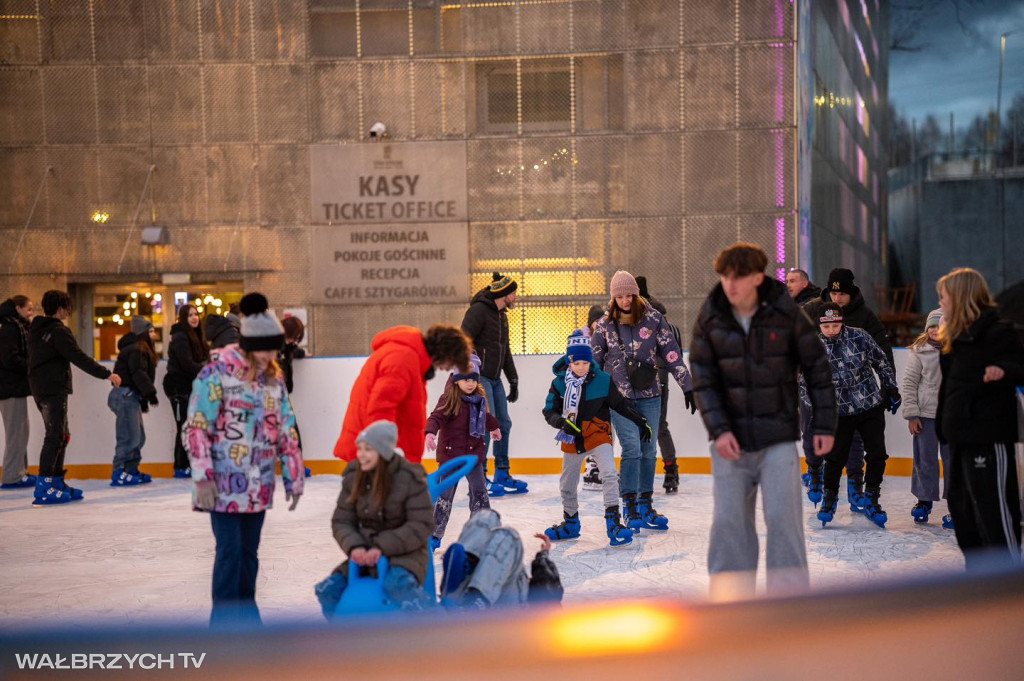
[903,310,952,527]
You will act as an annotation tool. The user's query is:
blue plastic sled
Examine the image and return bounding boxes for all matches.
[333,455,478,616]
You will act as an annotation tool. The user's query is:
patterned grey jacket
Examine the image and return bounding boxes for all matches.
[592,305,692,400]
[801,325,898,416]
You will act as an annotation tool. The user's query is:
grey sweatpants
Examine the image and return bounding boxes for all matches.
[0,397,30,484]
[708,441,809,595]
[560,443,619,514]
[911,417,950,502]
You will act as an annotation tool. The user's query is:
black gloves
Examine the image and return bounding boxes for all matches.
[639,420,653,443]
[560,418,581,437]
[148,393,159,406]
[684,390,697,415]
[507,380,519,403]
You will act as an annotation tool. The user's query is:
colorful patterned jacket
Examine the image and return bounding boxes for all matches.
[184,345,304,513]
[591,303,692,400]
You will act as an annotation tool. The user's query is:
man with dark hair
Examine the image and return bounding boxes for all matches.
[0,295,36,488]
[461,272,528,496]
[28,290,121,505]
[690,243,836,599]
[800,267,893,508]
[635,276,695,494]
[333,324,472,466]
[785,268,820,306]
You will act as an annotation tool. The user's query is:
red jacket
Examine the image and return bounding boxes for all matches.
[334,326,432,464]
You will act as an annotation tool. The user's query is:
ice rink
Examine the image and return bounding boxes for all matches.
[0,472,964,629]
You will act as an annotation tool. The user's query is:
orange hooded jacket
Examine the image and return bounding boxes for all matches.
[334,326,432,464]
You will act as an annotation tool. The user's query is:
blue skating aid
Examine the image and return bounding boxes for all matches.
[544,512,581,541]
[817,489,838,527]
[334,556,391,616]
[911,500,932,524]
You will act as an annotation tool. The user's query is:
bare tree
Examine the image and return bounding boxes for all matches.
[891,0,984,52]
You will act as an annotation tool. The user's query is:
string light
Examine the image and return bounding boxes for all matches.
[90,211,110,224]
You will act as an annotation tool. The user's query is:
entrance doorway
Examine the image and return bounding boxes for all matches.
[89,281,244,361]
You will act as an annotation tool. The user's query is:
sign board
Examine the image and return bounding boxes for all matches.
[312,223,469,305]
[310,142,468,224]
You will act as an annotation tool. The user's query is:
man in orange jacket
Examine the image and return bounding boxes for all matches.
[334,324,472,464]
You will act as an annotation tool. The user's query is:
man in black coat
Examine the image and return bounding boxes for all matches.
[690,243,836,599]
[785,268,821,306]
[28,290,121,505]
[0,295,35,488]
[461,272,527,496]
[800,268,892,501]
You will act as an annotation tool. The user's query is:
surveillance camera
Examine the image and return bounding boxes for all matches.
[369,122,387,139]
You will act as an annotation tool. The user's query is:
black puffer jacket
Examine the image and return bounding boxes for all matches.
[113,332,158,402]
[937,308,1024,445]
[163,322,208,396]
[690,278,837,451]
[204,314,239,349]
[0,299,30,399]
[29,316,111,397]
[804,285,893,368]
[793,282,821,306]
[460,289,518,382]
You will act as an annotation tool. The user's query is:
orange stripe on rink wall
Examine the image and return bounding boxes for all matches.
[11,457,919,479]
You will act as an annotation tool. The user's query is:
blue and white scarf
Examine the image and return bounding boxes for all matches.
[555,368,585,445]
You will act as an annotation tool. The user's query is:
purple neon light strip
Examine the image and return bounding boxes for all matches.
[774,0,786,280]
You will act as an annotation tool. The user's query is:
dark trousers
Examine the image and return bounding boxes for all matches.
[433,462,489,539]
[823,406,888,491]
[802,401,865,479]
[34,394,69,477]
[209,511,266,626]
[169,392,190,470]
[657,369,676,465]
[948,442,1021,571]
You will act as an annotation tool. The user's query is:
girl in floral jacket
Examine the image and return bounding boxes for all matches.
[184,293,304,626]
[591,270,693,532]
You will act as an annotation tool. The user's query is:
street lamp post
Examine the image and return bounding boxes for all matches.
[996,32,1013,155]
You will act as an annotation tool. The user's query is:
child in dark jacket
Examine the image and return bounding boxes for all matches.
[425,355,500,550]
[542,331,652,546]
[108,316,159,486]
[803,303,901,528]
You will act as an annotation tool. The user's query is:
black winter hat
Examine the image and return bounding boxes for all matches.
[825,268,856,296]
[636,275,651,299]
[586,304,606,329]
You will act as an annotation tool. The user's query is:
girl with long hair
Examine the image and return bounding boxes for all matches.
[325,420,435,615]
[108,316,159,486]
[902,309,952,527]
[425,355,500,550]
[185,292,304,626]
[163,304,209,478]
[936,267,1024,569]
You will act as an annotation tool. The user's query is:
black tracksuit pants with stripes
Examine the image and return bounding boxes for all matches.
[948,441,1021,570]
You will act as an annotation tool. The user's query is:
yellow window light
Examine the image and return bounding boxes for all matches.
[122,302,130,310]
[153,293,162,302]
[144,292,151,298]
[130,292,138,299]
[96,317,103,325]
[90,210,110,224]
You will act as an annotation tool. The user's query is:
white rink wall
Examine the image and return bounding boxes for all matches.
[17,350,918,468]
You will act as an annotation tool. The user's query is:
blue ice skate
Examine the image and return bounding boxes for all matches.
[544,512,581,541]
[1,474,36,489]
[911,500,932,524]
[847,477,866,513]
[636,491,669,530]
[801,471,812,488]
[32,475,83,506]
[817,489,839,527]
[942,514,955,530]
[110,468,146,486]
[604,506,633,547]
[806,467,823,507]
[492,469,528,494]
[862,487,887,528]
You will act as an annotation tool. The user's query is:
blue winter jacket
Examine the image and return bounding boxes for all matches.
[802,326,899,416]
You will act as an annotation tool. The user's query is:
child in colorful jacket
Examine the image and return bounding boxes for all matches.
[802,303,900,528]
[184,293,304,626]
[542,331,652,546]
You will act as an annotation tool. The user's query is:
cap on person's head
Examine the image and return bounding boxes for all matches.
[609,270,640,298]
[356,420,399,461]
[819,302,844,326]
[926,309,943,330]
[488,272,517,299]
[826,268,856,295]
[131,316,154,336]
[586,304,605,329]
[238,292,285,352]
[566,330,593,364]
[453,354,481,382]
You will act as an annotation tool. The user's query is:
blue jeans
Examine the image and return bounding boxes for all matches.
[209,511,265,627]
[479,376,512,471]
[611,396,661,496]
[107,387,145,471]
[315,565,435,618]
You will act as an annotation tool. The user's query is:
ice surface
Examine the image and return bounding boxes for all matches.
[0,474,963,629]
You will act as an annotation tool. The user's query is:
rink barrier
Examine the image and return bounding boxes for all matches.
[3,350,926,479]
